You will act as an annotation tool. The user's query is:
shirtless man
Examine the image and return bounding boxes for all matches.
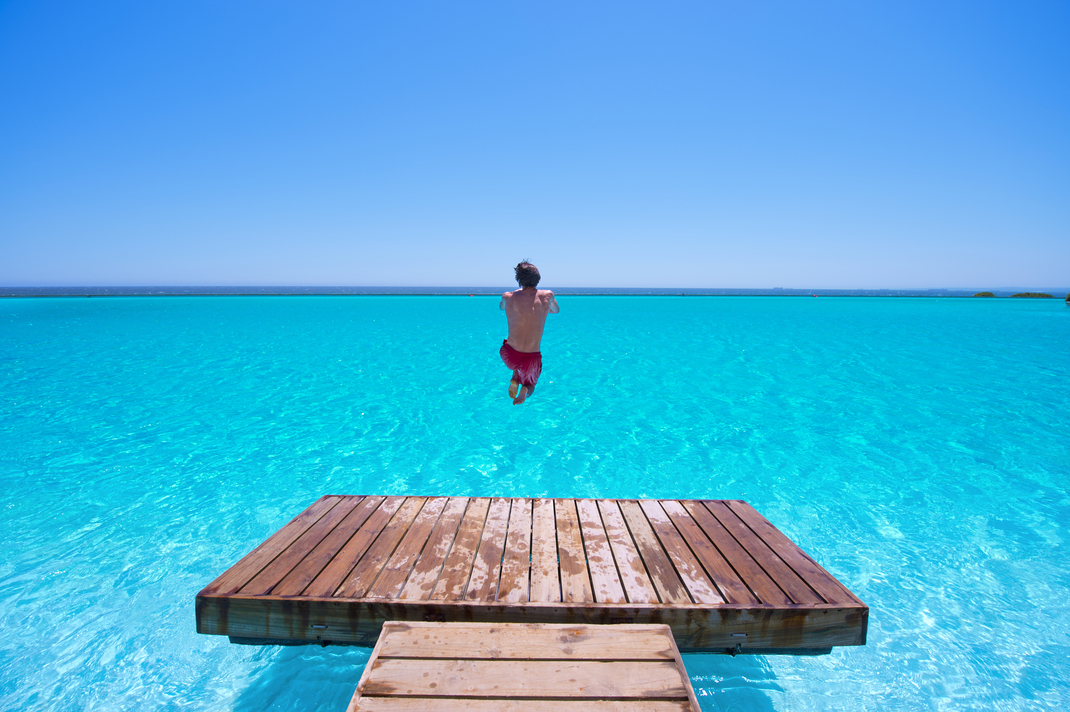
[499,262,559,405]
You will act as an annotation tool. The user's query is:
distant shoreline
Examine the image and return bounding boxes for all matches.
[3,286,1068,298]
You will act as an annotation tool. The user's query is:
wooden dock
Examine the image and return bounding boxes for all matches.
[196,496,867,653]
[347,622,701,711]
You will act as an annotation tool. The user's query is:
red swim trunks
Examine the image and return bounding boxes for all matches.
[500,340,542,388]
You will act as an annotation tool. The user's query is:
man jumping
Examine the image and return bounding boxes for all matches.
[499,261,559,405]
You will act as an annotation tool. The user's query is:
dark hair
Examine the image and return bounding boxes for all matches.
[514,261,540,288]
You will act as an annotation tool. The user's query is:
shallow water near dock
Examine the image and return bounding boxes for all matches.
[1,295,1068,711]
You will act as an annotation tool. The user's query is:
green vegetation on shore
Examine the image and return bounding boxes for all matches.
[1011,292,1054,298]
[973,292,995,297]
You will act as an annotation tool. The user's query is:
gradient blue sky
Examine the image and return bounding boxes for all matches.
[1,1,1067,288]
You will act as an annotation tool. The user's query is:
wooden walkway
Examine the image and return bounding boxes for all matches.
[196,496,867,653]
[347,622,701,711]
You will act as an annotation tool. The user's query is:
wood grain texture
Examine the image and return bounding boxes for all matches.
[703,500,821,605]
[598,499,658,604]
[398,497,469,601]
[376,622,676,660]
[679,499,787,605]
[351,700,693,712]
[466,498,512,601]
[498,498,533,603]
[347,622,697,711]
[197,496,869,653]
[273,496,382,596]
[619,501,690,604]
[639,500,723,605]
[726,500,863,605]
[431,498,491,601]
[361,659,689,698]
[338,497,427,598]
[556,499,594,603]
[530,498,561,603]
[240,496,363,595]
[659,500,756,605]
[577,499,627,604]
[366,497,447,599]
[303,496,405,598]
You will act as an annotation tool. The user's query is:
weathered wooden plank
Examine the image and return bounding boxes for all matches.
[598,500,658,604]
[639,500,723,605]
[530,498,561,603]
[272,496,383,596]
[239,496,363,595]
[303,496,406,597]
[361,659,689,698]
[726,500,863,605]
[703,500,821,605]
[376,622,676,660]
[659,500,756,605]
[199,495,342,596]
[619,501,689,604]
[466,498,512,602]
[351,700,693,712]
[577,499,626,603]
[338,497,427,598]
[556,498,594,603]
[679,500,788,605]
[366,497,448,599]
[398,497,469,600]
[498,498,533,603]
[431,498,491,600]
[197,595,868,649]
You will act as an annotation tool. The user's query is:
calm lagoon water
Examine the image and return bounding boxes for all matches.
[1,295,1068,711]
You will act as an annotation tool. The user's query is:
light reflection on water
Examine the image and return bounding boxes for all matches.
[0,295,1068,711]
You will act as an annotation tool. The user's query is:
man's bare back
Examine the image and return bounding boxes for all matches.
[500,287,559,352]
[499,262,559,404]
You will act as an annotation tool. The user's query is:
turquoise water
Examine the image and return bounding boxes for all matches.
[1,295,1068,711]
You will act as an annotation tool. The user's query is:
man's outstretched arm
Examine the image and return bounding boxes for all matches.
[548,292,560,313]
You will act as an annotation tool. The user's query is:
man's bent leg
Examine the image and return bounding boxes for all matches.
[513,383,535,405]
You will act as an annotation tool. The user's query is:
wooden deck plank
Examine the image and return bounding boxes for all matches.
[199,495,342,596]
[619,501,690,604]
[302,496,406,598]
[498,498,533,603]
[377,622,676,660]
[639,500,724,605]
[556,499,594,603]
[361,659,689,698]
[431,498,491,600]
[679,500,789,605]
[272,496,383,596]
[366,497,448,599]
[351,700,693,711]
[659,500,757,605]
[530,498,561,603]
[398,497,469,600]
[338,497,427,598]
[598,500,658,604]
[726,500,864,606]
[198,496,868,654]
[577,499,627,603]
[239,496,364,595]
[703,500,822,605]
[466,498,512,602]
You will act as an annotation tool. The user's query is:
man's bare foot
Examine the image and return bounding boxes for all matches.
[513,385,531,405]
[509,378,520,398]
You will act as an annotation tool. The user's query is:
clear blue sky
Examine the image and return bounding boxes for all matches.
[1,1,1067,289]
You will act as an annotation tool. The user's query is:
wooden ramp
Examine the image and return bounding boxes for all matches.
[347,622,701,711]
[196,496,867,653]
